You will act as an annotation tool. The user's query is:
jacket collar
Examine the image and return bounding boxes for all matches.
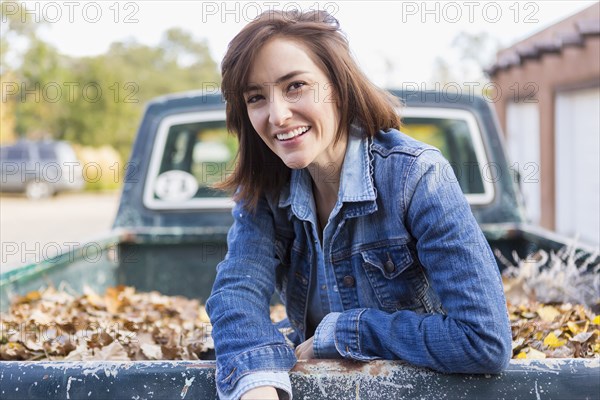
[278,125,378,221]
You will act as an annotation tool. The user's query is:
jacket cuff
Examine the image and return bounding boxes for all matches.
[217,371,292,400]
[217,344,296,394]
[334,308,379,361]
[313,312,342,359]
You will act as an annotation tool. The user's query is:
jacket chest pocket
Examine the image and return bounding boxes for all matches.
[359,244,429,312]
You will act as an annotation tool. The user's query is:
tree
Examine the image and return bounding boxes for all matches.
[15,37,72,139]
[1,2,49,142]
[1,3,43,73]
[1,12,220,160]
[59,32,220,160]
[0,71,17,143]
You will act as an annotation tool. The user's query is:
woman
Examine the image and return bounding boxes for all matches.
[206,9,511,400]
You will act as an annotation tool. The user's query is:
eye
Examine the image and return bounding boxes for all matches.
[287,81,306,91]
[246,94,264,104]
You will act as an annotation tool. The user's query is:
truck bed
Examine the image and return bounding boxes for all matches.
[2,227,598,399]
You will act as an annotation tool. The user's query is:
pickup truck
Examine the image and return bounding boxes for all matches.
[1,90,598,399]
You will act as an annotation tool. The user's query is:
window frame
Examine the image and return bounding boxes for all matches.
[401,107,495,205]
[143,107,494,210]
[143,110,234,210]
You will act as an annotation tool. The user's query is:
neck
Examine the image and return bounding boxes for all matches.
[308,137,348,204]
[311,173,340,207]
[307,136,348,206]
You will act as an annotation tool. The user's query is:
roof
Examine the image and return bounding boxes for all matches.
[487,3,600,76]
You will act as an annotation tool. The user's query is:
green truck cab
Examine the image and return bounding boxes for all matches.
[1,90,598,399]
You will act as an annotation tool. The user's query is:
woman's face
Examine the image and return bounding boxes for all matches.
[244,38,346,171]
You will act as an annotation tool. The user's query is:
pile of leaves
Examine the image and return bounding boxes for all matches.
[1,284,598,361]
[499,245,600,359]
[507,301,599,359]
[0,285,286,361]
[0,285,217,361]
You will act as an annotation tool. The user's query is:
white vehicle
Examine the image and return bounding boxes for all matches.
[0,140,85,199]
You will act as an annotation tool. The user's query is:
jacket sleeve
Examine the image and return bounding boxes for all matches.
[314,149,512,373]
[206,195,297,397]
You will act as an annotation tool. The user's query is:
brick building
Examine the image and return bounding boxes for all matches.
[488,3,599,246]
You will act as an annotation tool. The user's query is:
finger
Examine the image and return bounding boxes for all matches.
[295,345,305,359]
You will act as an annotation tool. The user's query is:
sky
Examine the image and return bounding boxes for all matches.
[3,1,597,86]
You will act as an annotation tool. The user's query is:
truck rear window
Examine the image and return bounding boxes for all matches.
[157,121,236,198]
[144,111,237,209]
[144,108,493,209]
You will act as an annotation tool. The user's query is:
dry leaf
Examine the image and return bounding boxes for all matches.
[567,321,583,335]
[537,306,560,322]
[83,285,105,309]
[512,338,524,351]
[94,341,129,361]
[63,341,92,361]
[15,291,42,304]
[570,332,595,343]
[543,332,566,348]
[140,343,162,359]
[527,348,547,359]
[0,342,30,360]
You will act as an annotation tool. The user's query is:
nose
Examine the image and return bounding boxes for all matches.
[268,94,292,126]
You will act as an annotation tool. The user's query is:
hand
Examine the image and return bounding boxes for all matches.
[240,386,279,399]
[295,336,315,360]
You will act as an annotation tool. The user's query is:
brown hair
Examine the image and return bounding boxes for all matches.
[214,9,401,212]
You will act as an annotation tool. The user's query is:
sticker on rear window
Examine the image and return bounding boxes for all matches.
[154,170,199,201]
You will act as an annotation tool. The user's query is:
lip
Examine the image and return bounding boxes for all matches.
[275,127,311,146]
[272,126,311,138]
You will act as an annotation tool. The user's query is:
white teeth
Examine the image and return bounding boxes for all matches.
[276,126,309,141]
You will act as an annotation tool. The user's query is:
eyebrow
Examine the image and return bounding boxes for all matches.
[243,70,309,93]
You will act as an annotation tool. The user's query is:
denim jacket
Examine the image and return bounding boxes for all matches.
[206,126,512,399]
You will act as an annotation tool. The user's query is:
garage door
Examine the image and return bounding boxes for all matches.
[506,102,541,225]
[555,87,600,246]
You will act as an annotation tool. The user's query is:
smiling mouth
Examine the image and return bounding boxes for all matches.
[276,126,311,141]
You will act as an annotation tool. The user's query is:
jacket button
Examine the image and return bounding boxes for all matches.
[384,260,396,273]
[343,275,355,287]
